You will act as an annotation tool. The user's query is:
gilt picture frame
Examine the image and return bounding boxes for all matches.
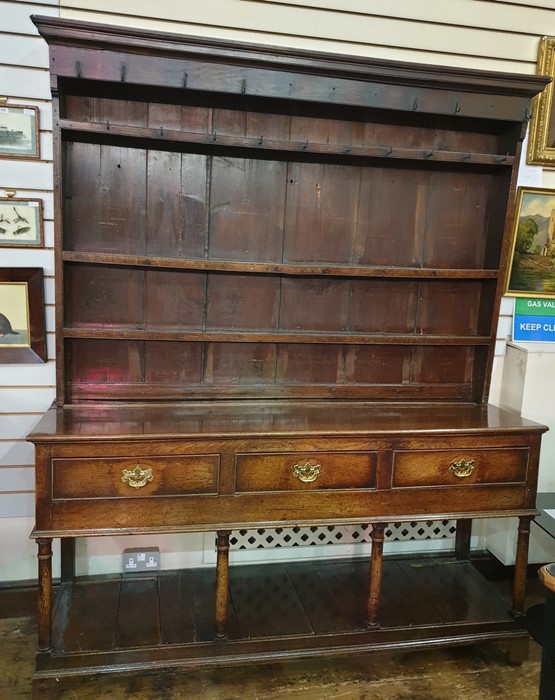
[0,198,43,247]
[505,187,555,298]
[0,104,40,160]
[0,268,47,363]
[527,37,555,166]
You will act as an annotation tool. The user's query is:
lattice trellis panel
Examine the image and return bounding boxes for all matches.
[229,521,456,550]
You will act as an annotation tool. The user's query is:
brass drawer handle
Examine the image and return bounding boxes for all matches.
[448,458,475,478]
[121,464,154,489]
[293,460,321,483]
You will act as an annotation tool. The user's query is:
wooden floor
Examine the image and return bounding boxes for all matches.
[1,560,546,700]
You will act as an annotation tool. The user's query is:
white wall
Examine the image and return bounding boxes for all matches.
[0,0,58,582]
[59,0,544,72]
[2,0,555,582]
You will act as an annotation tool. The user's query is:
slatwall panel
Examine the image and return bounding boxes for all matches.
[61,0,541,72]
[0,1,58,552]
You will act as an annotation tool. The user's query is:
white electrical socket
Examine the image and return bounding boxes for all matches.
[123,547,160,572]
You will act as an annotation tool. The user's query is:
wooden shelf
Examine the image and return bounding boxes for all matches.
[62,327,491,345]
[66,382,475,400]
[59,118,515,166]
[62,252,500,280]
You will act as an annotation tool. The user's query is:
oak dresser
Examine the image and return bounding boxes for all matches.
[28,15,548,683]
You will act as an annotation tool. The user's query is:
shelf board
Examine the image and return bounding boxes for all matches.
[59,118,515,167]
[35,556,524,681]
[62,327,491,345]
[62,252,500,280]
[65,381,474,401]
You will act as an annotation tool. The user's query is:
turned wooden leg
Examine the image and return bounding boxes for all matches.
[454,519,472,560]
[367,522,386,628]
[60,538,75,583]
[214,530,230,638]
[37,538,53,653]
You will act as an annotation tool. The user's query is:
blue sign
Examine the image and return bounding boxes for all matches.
[513,314,555,342]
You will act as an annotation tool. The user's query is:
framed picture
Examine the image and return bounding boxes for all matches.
[505,187,555,298]
[0,268,47,363]
[527,37,555,166]
[0,198,43,247]
[0,103,40,160]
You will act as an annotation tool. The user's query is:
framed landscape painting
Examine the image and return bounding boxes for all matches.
[0,104,40,159]
[0,268,46,363]
[505,187,555,298]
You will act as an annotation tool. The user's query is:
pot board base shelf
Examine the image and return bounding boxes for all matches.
[34,555,528,683]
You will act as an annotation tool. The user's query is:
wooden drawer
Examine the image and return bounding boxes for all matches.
[235,452,377,492]
[392,447,529,488]
[52,454,219,499]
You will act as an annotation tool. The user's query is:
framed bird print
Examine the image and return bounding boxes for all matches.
[0,268,46,363]
[0,197,43,247]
